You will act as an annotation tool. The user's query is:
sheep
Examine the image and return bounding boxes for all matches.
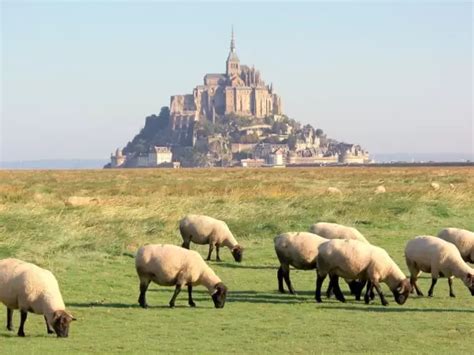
[430,182,440,191]
[0,258,75,337]
[135,244,228,309]
[374,185,386,194]
[309,222,369,244]
[316,239,411,306]
[326,187,342,195]
[180,214,243,262]
[309,222,370,299]
[437,228,474,263]
[405,236,474,298]
[274,232,328,294]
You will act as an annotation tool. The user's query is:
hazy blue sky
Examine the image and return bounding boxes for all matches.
[1,1,472,161]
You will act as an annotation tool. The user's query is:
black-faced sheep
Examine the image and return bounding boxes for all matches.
[0,258,75,337]
[316,239,411,306]
[405,236,474,297]
[135,244,228,309]
[180,214,243,262]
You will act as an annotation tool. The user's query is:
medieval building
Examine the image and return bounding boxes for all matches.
[169,29,283,145]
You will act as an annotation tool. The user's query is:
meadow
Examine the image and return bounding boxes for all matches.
[0,167,473,353]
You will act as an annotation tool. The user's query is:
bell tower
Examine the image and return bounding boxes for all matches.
[226,26,240,77]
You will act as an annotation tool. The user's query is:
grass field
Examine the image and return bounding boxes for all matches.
[0,167,473,353]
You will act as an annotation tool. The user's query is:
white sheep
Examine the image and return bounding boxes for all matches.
[309,222,370,299]
[274,232,328,294]
[437,228,474,263]
[316,239,411,306]
[374,185,386,194]
[430,182,440,191]
[326,187,342,195]
[180,214,243,262]
[405,236,474,298]
[135,244,228,308]
[0,258,75,337]
[309,222,369,244]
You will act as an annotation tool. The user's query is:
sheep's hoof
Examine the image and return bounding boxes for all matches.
[382,301,389,306]
[169,303,175,308]
[315,297,322,303]
[449,293,456,298]
[7,326,14,332]
[139,302,148,309]
[216,259,222,262]
[364,297,370,305]
[18,331,25,337]
[416,292,424,297]
[189,302,196,307]
[278,289,285,294]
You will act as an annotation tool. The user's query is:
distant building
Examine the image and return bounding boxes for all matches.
[110,148,125,168]
[241,158,265,168]
[169,28,283,145]
[148,146,173,166]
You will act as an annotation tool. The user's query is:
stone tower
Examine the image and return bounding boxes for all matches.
[226,27,240,77]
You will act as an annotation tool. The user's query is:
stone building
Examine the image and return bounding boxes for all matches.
[110,148,125,168]
[169,29,283,145]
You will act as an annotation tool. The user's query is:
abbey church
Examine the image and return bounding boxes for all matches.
[169,29,283,135]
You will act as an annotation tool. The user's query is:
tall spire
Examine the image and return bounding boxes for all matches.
[230,25,235,52]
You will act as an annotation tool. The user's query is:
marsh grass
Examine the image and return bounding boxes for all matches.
[0,167,473,353]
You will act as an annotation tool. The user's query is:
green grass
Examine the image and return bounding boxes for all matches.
[0,167,473,353]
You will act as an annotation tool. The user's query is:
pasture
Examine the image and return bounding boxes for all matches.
[0,167,473,353]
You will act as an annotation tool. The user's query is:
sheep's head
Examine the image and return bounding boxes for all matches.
[392,279,411,305]
[52,310,76,338]
[231,245,243,263]
[211,282,228,308]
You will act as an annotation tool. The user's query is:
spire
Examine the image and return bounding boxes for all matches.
[230,25,235,52]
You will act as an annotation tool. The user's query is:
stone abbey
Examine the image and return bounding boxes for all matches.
[169,29,283,139]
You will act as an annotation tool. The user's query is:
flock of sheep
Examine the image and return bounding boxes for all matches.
[0,214,473,338]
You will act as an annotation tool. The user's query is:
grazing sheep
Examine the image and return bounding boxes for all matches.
[180,214,243,262]
[274,232,328,294]
[64,196,99,206]
[135,244,228,309]
[316,239,411,306]
[326,187,342,195]
[309,222,370,299]
[375,185,386,194]
[405,236,474,298]
[309,222,369,244]
[0,258,75,337]
[430,182,440,191]
[437,228,474,263]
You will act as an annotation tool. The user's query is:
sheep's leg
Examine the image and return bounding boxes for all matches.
[138,279,151,308]
[277,266,285,293]
[181,239,190,249]
[410,277,424,296]
[215,245,222,262]
[187,284,196,307]
[169,284,182,308]
[6,308,13,331]
[282,267,295,294]
[206,244,214,261]
[18,310,27,337]
[448,277,455,298]
[364,281,373,304]
[326,282,333,299]
[44,316,54,334]
[348,280,366,301]
[329,275,345,303]
[372,281,389,306]
[427,278,438,297]
[315,274,327,303]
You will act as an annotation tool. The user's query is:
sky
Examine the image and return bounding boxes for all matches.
[1,1,472,161]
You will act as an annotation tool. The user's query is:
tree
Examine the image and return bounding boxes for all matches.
[316,129,324,137]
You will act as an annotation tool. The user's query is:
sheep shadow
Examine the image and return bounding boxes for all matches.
[316,304,474,313]
[213,262,277,270]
